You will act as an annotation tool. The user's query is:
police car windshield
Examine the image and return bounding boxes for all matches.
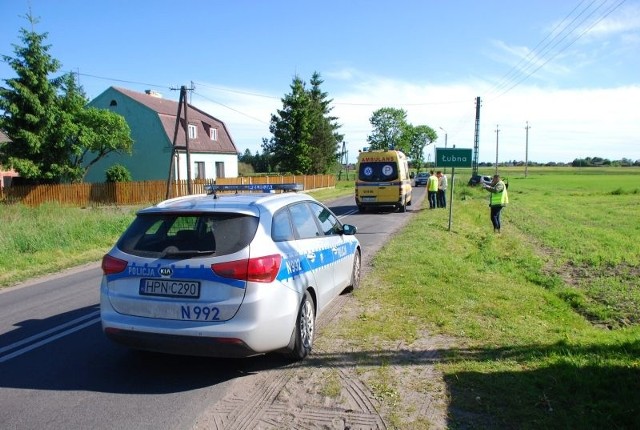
[358,162,399,182]
[117,213,259,259]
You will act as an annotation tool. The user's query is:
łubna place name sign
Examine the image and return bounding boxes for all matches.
[435,148,473,168]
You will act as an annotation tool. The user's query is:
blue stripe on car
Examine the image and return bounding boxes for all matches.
[108,242,357,286]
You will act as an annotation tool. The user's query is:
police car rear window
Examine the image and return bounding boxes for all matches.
[358,162,399,182]
[117,213,259,259]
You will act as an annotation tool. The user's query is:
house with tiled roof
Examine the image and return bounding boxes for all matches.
[85,87,238,183]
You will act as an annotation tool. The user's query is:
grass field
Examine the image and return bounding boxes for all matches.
[323,166,640,428]
[1,167,638,428]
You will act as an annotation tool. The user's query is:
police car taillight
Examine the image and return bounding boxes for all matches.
[102,254,128,275]
[212,254,282,283]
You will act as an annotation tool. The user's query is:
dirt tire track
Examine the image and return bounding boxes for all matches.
[194,293,388,429]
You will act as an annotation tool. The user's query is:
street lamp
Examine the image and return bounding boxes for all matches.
[439,127,448,173]
[439,127,448,148]
[495,125,500,175]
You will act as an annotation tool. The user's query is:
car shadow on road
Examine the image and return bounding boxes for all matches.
[0,304,296,395]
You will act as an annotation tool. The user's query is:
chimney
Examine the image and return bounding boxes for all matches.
[145,90,162,98]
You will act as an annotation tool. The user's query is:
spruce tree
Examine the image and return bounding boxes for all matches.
[262,72,342,174]
[308,72,342,174]
[0,13,133,183]
[0,13,61,182]
[263,76,313,173]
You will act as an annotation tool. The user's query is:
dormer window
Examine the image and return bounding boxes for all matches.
[188,124,197,139]
[210,128,218,141]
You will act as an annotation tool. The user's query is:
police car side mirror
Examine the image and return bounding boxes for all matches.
[341,224,357,235]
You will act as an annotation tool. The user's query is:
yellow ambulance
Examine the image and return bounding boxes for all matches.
[355,149,413,212]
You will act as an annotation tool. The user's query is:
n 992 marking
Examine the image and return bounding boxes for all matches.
[181,305,220,321]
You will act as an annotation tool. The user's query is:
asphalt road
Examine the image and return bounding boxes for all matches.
[0,188,426,429]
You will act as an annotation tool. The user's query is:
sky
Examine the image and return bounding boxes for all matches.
[1,0,639,164]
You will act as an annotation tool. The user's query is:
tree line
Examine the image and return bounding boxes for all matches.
[242,102,438,174]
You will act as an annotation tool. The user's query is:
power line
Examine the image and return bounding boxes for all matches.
[192,91,269,125]
[489,0,592,95]
[495,0,625,98]
[487,0,626,99]
[74,72,168,90]
[192,81,277,100]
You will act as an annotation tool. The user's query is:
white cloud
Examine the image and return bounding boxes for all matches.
[192,73,640,165]
[586,3,640,37]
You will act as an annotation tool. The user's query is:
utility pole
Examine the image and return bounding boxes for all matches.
[182,86,192,194]
[166,84,194,198]
[495,125,500,175]
[525,121,531,178]
[338,141,348,180]
[472,97,481,177]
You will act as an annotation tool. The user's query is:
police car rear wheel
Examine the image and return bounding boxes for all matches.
[286,291,315,360]
[350,250,361,290]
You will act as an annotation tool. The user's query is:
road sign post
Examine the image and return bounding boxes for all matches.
[435,148,473,231]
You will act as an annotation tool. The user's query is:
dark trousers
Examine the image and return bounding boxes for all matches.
[428,191,437,208]
[490,205,503,231]
[437,190,446,208]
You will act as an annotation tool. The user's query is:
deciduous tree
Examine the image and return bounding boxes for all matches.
[406,124,437,170]
[367,107,410,153]
[367,108,437,167]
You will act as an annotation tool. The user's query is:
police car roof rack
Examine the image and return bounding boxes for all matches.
[204,183,304,199]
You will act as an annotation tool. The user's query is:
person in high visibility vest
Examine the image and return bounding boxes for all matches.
[427,170,438,209]
[483,174,509,232]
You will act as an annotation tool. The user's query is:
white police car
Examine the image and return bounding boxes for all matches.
[100,183,361,360]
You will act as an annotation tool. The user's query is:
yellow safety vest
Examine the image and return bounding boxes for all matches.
[427,175,438,192]
[490,181,509,207]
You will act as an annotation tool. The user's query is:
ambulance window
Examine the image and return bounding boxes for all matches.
[359,162,398,182]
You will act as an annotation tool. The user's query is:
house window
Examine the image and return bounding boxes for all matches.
[188,124,197,139]
[195,161,205,179]
[215,162,225,179]
[210,128,218,141]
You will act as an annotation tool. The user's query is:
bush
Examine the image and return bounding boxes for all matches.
[105,164,132,183]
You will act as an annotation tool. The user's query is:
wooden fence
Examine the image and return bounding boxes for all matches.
[0,175,336,207]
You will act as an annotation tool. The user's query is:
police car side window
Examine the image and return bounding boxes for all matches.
[272,209,294,242]
[289,202,321,239]
[309,202,340,236]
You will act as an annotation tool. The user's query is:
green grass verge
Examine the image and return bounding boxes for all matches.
[324,167,640,428]
[0,203,139,286]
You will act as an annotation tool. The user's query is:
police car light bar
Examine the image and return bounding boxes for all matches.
[204,183,304,198]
